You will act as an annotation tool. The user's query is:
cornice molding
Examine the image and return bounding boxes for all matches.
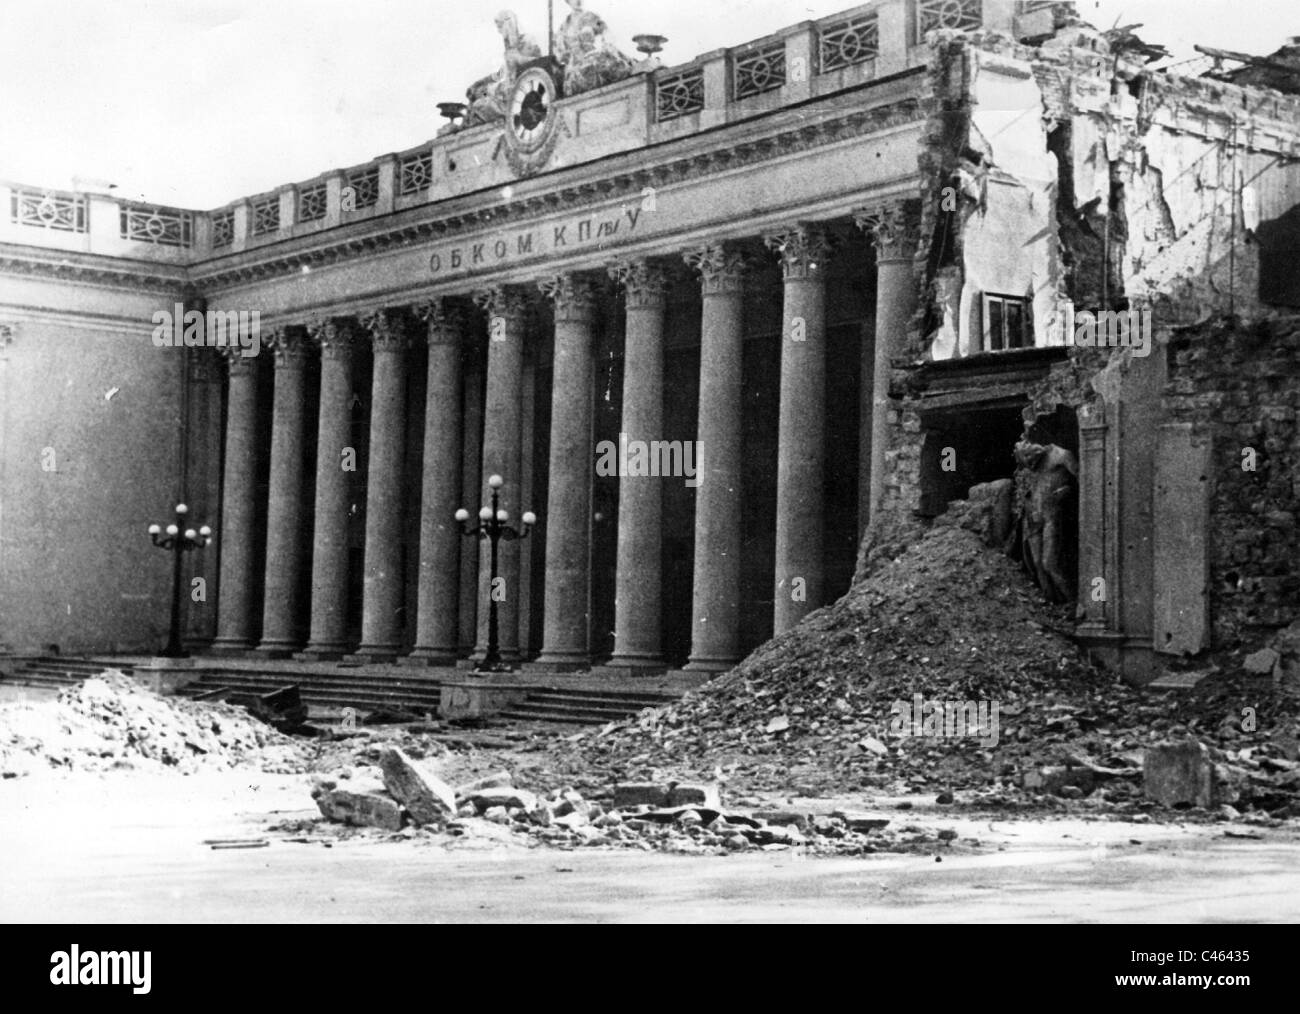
[0,96,927,297]
[0,249,187,293]
[190,96,925,291]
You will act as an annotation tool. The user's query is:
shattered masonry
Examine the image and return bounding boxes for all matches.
[881,15,1300,683]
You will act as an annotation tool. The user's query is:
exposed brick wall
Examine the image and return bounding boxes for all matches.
[1163,316,1300,649]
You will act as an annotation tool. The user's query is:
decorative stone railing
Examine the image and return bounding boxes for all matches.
[0,0,1025,266]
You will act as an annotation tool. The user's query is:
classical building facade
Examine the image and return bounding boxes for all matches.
[2,0,1297,682]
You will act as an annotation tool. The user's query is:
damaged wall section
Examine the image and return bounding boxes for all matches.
[874,20,1300,683]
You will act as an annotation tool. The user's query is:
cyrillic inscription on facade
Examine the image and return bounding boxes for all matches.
[429,205,645,276]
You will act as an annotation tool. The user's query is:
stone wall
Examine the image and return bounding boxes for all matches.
[1163,316,1300,650]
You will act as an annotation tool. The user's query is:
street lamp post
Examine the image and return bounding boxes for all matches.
[148,504,213,659]
[456,475,537,674]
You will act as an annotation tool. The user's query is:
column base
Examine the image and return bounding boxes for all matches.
[294,645,350,662]
[682,655,739,674]
[525,654,592,674]
[207,639,255,658]
[399,649,459,668]
[255,642,302,660]
[593,658,668,678]
[346,648,401,665]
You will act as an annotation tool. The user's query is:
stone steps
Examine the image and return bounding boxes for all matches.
[0,657,135,689]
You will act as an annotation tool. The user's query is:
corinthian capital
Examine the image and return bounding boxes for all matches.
[684,244,748,296]
[539,274,598,323]
[187,347,224,383]
[854,200,921,262]
[362,309,411,353]
[413,298,466,346]
[266,326,311,367]
[472,285,528,324]
[308,317,360,361]
[608,260,668,309]
[219,344,259,376]
[764,226,831,281]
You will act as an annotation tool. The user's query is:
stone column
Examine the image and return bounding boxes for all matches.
[534,274,597,670]
[855,202,920,532]
[765,225,830,636]
[607,260,668,671]
[257,327,311,656]
[300,318,358,660]
[683,245,747,671]
[518,352,537,657]
[183,347,224,649]
[354,309,411,662]
[211,347,261,654]
[458,348,484,656]
[472,286,527,662]
[408,300,464,665]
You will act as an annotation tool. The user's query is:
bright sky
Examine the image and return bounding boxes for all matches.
[0,0,1294,209]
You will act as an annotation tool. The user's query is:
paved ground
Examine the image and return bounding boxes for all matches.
[2,771,1297,923]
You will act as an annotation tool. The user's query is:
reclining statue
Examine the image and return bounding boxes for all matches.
[464,10,544,126]
[554,0,632,95]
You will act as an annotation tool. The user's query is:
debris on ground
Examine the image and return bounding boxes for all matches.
[0,673,306,777]
[525,503,1300,817]
[304,767,974,857]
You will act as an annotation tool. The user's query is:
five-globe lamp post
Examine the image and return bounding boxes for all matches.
[148,504,212,659]
[456,475,536,674]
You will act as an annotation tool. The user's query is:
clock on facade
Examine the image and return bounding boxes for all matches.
[502,61,566,177]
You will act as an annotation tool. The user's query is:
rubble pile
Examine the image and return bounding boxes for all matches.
[549,512,1300,813]
[0,673,305,778]
[308,757,972,856]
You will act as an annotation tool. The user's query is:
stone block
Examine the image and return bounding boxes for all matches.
[614,782,669,808]
[378,747,457,827]
[666,782,723,809]
[1144,741,1223,808]
[312,781,404,832]
[1244,648,1281,677]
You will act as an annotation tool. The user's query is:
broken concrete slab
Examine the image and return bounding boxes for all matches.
[312,781,404,832]
[830,811,891,833]
[1022,765,1097,796]
[466,787,538,814]
[378,747,457,827]
[1244,648,1282,677]
[454,771,514,798]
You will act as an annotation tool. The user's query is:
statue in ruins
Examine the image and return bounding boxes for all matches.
[464,10,544,126]
[554,0,632,95]
[1014,441,1078,604]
